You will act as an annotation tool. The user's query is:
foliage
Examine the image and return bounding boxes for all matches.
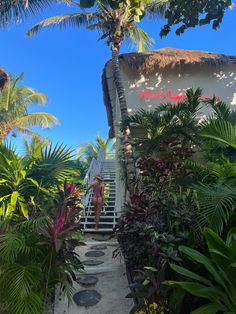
[117,90,236,312]
[23,137,48,159]
[77,134,115,164]
[26,0,169,52]
[160,0,233,37]
[0,142,77,219]
[0,181,84,314]
[124,88,202,157]
[0,73,59,142]
[80,0,232,38]
[165,228,236,314]
[0,0,67,28]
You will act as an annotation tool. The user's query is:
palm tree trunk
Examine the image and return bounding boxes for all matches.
[111,45,136,194]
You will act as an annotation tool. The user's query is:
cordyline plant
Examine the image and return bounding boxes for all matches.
[42,181,84,252]
[0,181,84,314]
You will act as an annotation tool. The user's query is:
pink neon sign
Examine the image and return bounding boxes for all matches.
[139,89,212,102]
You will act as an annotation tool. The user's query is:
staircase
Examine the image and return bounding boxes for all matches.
[81,151,118,232]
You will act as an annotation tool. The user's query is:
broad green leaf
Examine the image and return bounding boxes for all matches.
[170,263,212,286]
[0,195,11,202]
[11,191,19,207]
[191,303,225,314]
[26,178,39,187]
[226,228,236,258]
[205,228,230,259]
[164,281,221,301]
[19,198,29,219]
[5,191,19,218]
[179,246,225,287]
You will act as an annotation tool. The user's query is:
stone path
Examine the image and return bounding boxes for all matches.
[54,234,133,314]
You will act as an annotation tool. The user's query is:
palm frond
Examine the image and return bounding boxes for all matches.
[10,291,43,314]
[201,119,236,149]
[12,128,48,142]
[21,93,48,107]
[145,0,169,18]
[29,144,74,186]
[195,183,236,234]
[23,137,49,159]
[0,0,55,28]
[128,25,154,52]
[27,13,97,36]
[16,113,60,128]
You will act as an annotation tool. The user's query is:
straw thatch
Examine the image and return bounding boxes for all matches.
[102,48,236,138]
[119,48,236,75]
[0,67,9,91]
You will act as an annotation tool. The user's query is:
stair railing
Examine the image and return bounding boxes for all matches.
[82,148,106,209]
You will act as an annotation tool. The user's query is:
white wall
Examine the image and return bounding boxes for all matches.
[121,64,236,118]
[106,63,236,211]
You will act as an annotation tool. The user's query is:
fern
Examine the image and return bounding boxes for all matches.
[201,119,236,149]
[195,183,236,234]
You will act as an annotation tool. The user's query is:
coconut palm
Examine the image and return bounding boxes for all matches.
[0,73,59,142]
[78,134,115,164]
[0,0,66,27]
[23,136,49,159]
[27,0,168,193]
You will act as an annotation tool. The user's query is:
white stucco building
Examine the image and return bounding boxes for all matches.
[102,47,236,210]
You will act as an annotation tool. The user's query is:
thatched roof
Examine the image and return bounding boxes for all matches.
[119,47,236,75]
[102,48,236,137]
[0,67,9,91]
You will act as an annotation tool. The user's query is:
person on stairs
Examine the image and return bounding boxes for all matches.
[88,175,105,230]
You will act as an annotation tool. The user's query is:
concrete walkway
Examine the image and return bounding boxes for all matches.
[54,234,133,314]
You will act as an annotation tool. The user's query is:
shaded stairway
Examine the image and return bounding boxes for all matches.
[81,150,118,232]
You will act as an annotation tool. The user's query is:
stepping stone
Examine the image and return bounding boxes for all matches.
[77,275,98,287]
[83,259,104,266]
[73,290,101,307]
[85,250,105,257]
[90,244,107,250]
[92,235,111,241]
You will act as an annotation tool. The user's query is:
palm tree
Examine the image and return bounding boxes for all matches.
[0,0,62,27]
[124,88,202,157]
[0,73,59,141]
[23,136,48,158]
[78,134,115,164]
[27,0,168,193]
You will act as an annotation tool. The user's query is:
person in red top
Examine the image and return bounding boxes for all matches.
[88,175,105,230]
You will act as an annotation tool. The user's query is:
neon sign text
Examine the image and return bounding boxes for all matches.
[139,89,212,102]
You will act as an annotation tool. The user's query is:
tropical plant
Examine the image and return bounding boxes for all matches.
[77,134,115,164]
[27,0,168,193]
[0,142,77,219]
[0,73,59,142]
[0,181,84,314]
[124,88,202,157]
[80,0,232,37]
[23,136,48,159]
[160,0,233,37]
[180,98,236,235]
[0,0,66,28]
[165,228,236,314]
[192,183,236,235]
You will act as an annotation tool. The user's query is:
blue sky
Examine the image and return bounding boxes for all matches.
[0,4,235,154]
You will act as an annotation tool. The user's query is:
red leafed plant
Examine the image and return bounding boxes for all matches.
[41,181,84,252]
